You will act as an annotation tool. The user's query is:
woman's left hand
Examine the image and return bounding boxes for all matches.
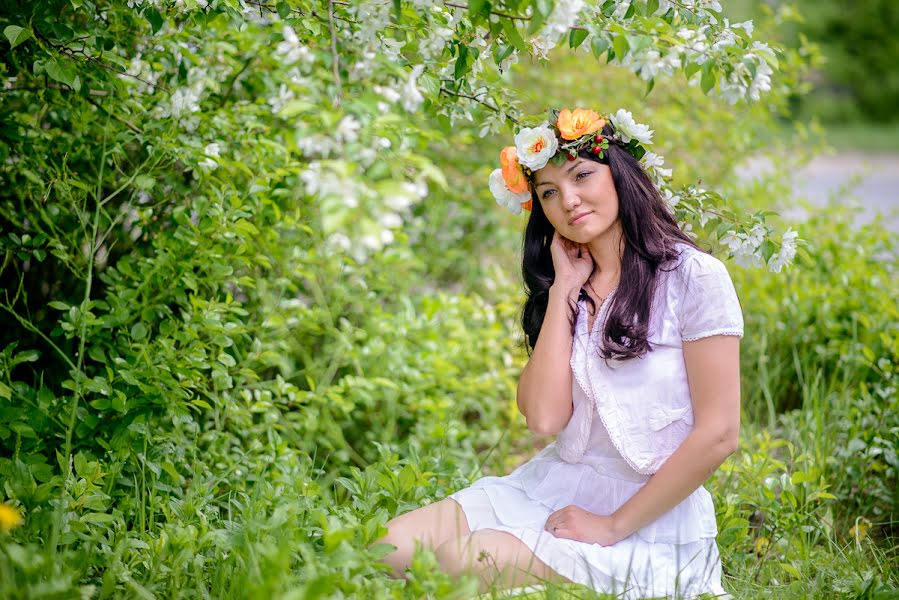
[544,505,626,546]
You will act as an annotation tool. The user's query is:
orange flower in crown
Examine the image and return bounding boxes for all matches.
[556,108,606,141]
[499,146,528,194]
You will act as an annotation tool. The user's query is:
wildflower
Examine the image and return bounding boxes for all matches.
[0,503,23,532]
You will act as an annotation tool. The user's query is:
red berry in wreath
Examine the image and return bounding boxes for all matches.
[567,152,577,160]
[592,145,602,154]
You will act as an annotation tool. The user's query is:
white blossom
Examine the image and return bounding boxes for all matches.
[401,65,425,112]
[267,84,295,114]
[276,26,313,65]
[641,152,672,184]
[419,26,453,60]
[378,212,403,229]
[661,188,681,211]
[335,115,361,143]
[199,142,221,170]
[610,109,654,145]
[514,125,559,171]
[489,169,530,215]
[170,87,201,116]
[768,227,798,272]
[529,0,584,59]
[374,84,401,104]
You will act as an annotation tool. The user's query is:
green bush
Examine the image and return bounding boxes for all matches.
[0,0,895,597]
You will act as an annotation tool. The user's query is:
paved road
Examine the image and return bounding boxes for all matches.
[742,152,899,231]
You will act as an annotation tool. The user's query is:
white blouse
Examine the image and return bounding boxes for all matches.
[557,243,745,474]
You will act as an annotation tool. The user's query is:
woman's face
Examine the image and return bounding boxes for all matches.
[532,157,621,245]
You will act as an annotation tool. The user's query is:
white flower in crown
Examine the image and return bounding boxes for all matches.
[489,169,530,215]
[610,109,654,145]
[513,125,559,171]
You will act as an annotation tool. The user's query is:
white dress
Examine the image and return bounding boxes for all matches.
[448,417,728,598]
[448,255,733,598]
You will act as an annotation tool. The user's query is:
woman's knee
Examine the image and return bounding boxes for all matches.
[374,497,472,574]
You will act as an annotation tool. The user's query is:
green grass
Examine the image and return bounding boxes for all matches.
[838,122,899,153]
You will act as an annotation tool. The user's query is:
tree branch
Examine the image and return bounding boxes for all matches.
[443,1,529,21]
[328,0,342,106]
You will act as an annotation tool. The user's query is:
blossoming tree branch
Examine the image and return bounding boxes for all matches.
[4,0,796,269]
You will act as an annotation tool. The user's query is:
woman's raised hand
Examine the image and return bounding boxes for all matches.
[549,230,593,293]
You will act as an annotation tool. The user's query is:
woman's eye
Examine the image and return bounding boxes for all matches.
[541,189,555,199]
[576,171,592,181]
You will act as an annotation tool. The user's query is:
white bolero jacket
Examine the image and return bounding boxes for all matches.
[556,244,744,474]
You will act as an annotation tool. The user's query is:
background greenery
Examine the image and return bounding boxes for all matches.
[731,0,899,150]
[0,0,896,598]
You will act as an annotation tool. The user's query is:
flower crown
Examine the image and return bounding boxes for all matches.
[489,108,656,215]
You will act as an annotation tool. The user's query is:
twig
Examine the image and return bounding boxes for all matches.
[31,28,168,92]
[328,0,342,106]
[443,1,529,21]
[84,95,143,134]
[438,86,518,124]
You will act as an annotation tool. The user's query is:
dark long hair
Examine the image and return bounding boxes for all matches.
[521,122,699,360]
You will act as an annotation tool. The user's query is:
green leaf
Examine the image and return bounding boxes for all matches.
[684,61,702,80]
[493,43,514,66]
[454,45,470,80]
[646,0,659,16]
[526,4,548,35]
[501,19,526,51]
[569,28,588,49]
[469,0,492,26]
[9,422,36,438]
[700,62,716,94]
[276,1,290,19]
[418,72,440,98]
[0,381,11,400]
[81,512,116,524]
[279,100,316,118]
[4,25,33,49]
[13,350,39,365]
[612,34,629,61]
[145,7,164,34]
[130,322,148,341]
[135,175,155,190]
[590,36,610,59]
[48,301,70,310]
[45,59,77,88]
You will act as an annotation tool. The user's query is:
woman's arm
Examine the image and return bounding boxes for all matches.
[608,334,741,540]
[516,283,579,436]
[542,335,741,545]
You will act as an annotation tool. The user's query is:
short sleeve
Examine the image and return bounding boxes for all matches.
[676,250,744,342]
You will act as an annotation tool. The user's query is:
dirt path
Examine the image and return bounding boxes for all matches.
[743,152,899,231]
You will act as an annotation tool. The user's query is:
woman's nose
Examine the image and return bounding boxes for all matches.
[561,188,580,210]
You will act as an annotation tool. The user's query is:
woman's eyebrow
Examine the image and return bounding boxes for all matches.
[535,160,585,188]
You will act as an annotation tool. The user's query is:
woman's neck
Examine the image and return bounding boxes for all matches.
[586,224,623,282]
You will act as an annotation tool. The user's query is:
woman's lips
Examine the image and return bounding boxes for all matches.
[569,211,592,225]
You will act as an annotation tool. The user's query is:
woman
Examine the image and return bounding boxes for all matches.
[377,108,742,598]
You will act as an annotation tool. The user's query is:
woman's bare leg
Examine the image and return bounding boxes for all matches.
[376,497,471,578]
[434,529,573,594]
